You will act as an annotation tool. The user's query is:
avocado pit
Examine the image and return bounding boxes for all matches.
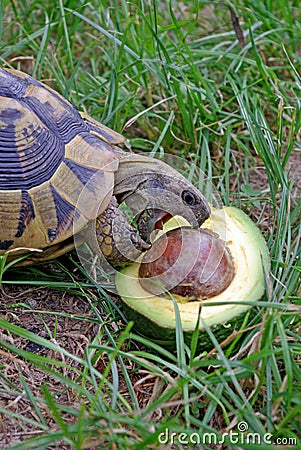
[138,227,235,301]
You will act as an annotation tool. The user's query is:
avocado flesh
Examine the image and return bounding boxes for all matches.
[115,206,270,339]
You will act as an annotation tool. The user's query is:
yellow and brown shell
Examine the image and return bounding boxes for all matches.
[0,67,124,255]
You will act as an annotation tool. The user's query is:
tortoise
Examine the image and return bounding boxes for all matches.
[0,67,210,267]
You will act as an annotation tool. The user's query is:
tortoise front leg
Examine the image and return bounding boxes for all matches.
[89,197,150,267]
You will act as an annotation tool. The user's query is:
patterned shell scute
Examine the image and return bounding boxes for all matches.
[0,68,123,254]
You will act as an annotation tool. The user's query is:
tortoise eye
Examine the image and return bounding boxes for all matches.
[182,190,196,206]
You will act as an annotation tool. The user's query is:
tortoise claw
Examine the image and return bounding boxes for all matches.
[94,197,151,267]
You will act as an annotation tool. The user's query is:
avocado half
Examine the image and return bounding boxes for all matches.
[115,206,270,348]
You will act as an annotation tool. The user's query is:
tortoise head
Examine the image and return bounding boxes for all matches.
[114,154,210,243]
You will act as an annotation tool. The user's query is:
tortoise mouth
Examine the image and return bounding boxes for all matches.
[137,209,189,244]
[154,212,173,230]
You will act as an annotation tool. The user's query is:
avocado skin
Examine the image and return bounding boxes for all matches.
[122,299,259,351]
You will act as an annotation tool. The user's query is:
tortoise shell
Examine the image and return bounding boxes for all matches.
[0,67,124,255]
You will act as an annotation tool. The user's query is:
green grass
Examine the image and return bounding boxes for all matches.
[0,0,300,449]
